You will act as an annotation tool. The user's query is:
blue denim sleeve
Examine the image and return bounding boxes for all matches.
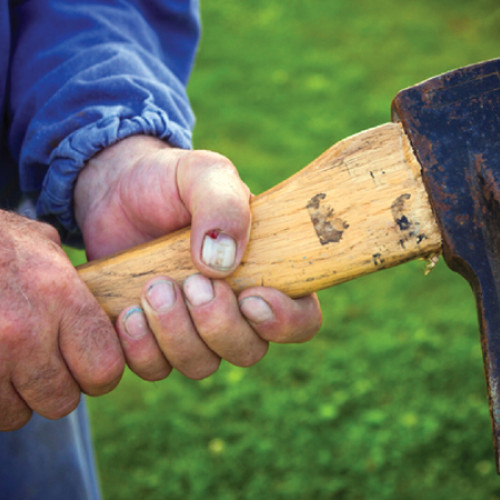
[8,0,200,238]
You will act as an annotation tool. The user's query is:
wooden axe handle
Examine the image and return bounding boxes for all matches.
[77,122,442,321]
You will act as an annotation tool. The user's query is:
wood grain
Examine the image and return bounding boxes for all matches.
[77,122,442,320]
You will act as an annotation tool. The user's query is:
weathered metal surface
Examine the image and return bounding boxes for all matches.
[392,58,500,471]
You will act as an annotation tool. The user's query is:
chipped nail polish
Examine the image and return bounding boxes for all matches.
[202,230,236,271]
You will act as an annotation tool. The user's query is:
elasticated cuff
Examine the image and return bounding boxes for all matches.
[36,108,192,242]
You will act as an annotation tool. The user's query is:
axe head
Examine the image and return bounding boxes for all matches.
[392,59,500,470]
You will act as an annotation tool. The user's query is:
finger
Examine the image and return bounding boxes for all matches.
[140,277,220,380]
[239,289,322,344]
[176,151,251,277]
[59,279,125,396]
[11,351,82,421]
[116,305,173,381]
[183,274,269,367]
[3,303,82,421]
[0,383,32,431]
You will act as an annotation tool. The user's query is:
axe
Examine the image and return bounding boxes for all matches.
[77,58,500,469]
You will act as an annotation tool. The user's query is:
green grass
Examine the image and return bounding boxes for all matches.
[83,1,500,498]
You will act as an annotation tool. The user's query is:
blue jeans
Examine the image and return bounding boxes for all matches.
[0,399,101,499]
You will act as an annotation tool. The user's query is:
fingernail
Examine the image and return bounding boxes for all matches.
[146,280,175,312]
[183,274,214,306]
[124,307,148,340]
[240,297,274,323]
[202,230,236,271]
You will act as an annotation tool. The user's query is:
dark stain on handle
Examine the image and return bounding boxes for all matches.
[307,193,349,245]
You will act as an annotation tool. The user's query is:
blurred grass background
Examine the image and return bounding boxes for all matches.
[79,1,500,498]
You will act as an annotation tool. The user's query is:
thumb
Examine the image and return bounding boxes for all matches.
[176,150,251,278]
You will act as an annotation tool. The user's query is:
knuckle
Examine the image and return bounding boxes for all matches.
[10,356,83,421]
[237,347,268,368]
[14,363,76,405]
[258,322,291,343]
[186,151,247,198]
[45,391,81,420]
[126,349,172,382]
[0,410,32,432]
[20,257,76,307]
[189,150,236,170]
[0,383,33,431]
[136,364,172,382]
[299,303,323,341]
[169,345,201,368]
[296,327,318,343]
[185,358,220,380]
[60,299,125,386]
[38,221,61,244]
[60,302,125,395]
[82,355,124,396]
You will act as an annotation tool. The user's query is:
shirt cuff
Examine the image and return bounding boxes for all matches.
[36,108,192,244]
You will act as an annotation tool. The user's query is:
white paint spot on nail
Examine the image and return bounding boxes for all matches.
[202,232,236,271]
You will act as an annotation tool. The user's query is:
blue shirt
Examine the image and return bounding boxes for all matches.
[1,0,200,238]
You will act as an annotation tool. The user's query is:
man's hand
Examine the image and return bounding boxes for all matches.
[75,136,322,381]
[0,210,124,431]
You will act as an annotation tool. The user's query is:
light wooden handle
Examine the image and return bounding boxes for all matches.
[77,122,442,321]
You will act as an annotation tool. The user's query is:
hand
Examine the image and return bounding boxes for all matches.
[75,136,322,381]
[0,210,124,430]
